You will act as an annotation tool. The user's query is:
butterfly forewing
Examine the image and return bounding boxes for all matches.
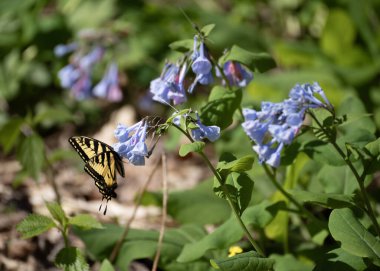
[69,136,125,203]
[69,136,113,163]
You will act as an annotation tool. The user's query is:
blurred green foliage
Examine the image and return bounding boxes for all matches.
[1,0,380,133]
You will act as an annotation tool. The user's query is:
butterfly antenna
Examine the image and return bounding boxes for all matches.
[103,203,108,215]
[147,134,161,158]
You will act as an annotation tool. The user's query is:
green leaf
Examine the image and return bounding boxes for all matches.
[364,138,380,157]
[329,208,380,266]
[201,24,215,37]
[69,214,104,230]
[46,202,67,226]
[219,45,276,72]
[218,155,255,174]
[55,247,89,271]
[210,251,275,271]
[317,164,358,194]
[200,86,242,130]
[289,190,355,209]
[0,117,24,154]
[314,248,367,271]
[16,214,55,239]
[179,141,205,157]
[338,95,376,134]
[100,259,115,271]
[270,254,313,271]
[168,39,193,52]
[143,179,230,225]
[320,9,356,62]
[213,173,253,214]
[177,201,276,262]
[75,224,208,270]
[16,134,45,180]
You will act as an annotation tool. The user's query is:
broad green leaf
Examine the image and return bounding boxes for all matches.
[329,208,380,266]
[201,24,215,36]
[210,251,275,271]
[265,177,290,242]
[16,134,45,180]
[314,248,367,271]
[302,139,344,166]
[16,214,55,239]
[270,254,313,271]
[364,138,380,157]
[219,45,276,72]
[169,39,193,52]
[200,86,242,130]
[320,9,356,62]
[46,202,67,226]
[177,201,276,262]
[218,155,255,174]
[55,247,89,271]
[317,164,358,194]
[34,105,76,128]
[69,214,103,230]
[100,259,114,271]
[338,95,376,134]
[0,117,24,154]
[213,173,253,214]
[179,141,205,157]
[143,179,230,224]
[289,190,355,209]
[75,224,208,271]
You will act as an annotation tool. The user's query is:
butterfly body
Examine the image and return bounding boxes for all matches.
[68,136,125,206]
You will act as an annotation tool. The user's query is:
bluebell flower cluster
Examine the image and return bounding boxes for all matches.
[216,61,253,87]
[113,120,149,166]
[93,63,123,102]
[55,43,123,102]
[173,112,221,142]
[149,63,187,105]
[149,35,216,105]
[242,82,332,167]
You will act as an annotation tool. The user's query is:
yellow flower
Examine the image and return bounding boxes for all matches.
[228,246,243,257]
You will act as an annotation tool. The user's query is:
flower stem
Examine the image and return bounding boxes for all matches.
[173,124,265,256]
[198,151,265,256]
[309,111,380,236]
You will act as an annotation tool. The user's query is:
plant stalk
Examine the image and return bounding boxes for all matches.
[309,111,380,236]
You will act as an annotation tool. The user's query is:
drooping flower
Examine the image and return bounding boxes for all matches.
[242,82,332,167]
[113,121,149,166]
[93,63,123,102]
[54,43,78,57]
[216,61,253,87]
[78,46,104,70]
[57,46,104,100]
[149,63,187,105]
[188,37,214,93]
[192,42,212,75]
[172,112,220,142]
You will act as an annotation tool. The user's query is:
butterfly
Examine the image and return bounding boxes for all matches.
[68,136,125,214]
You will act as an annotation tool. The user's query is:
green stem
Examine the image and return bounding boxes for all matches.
[62,225,69,248]
[309,111,380,236]
[173,125,265,256]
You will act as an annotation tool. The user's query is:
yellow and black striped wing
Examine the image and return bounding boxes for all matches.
[69,136,125,177]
